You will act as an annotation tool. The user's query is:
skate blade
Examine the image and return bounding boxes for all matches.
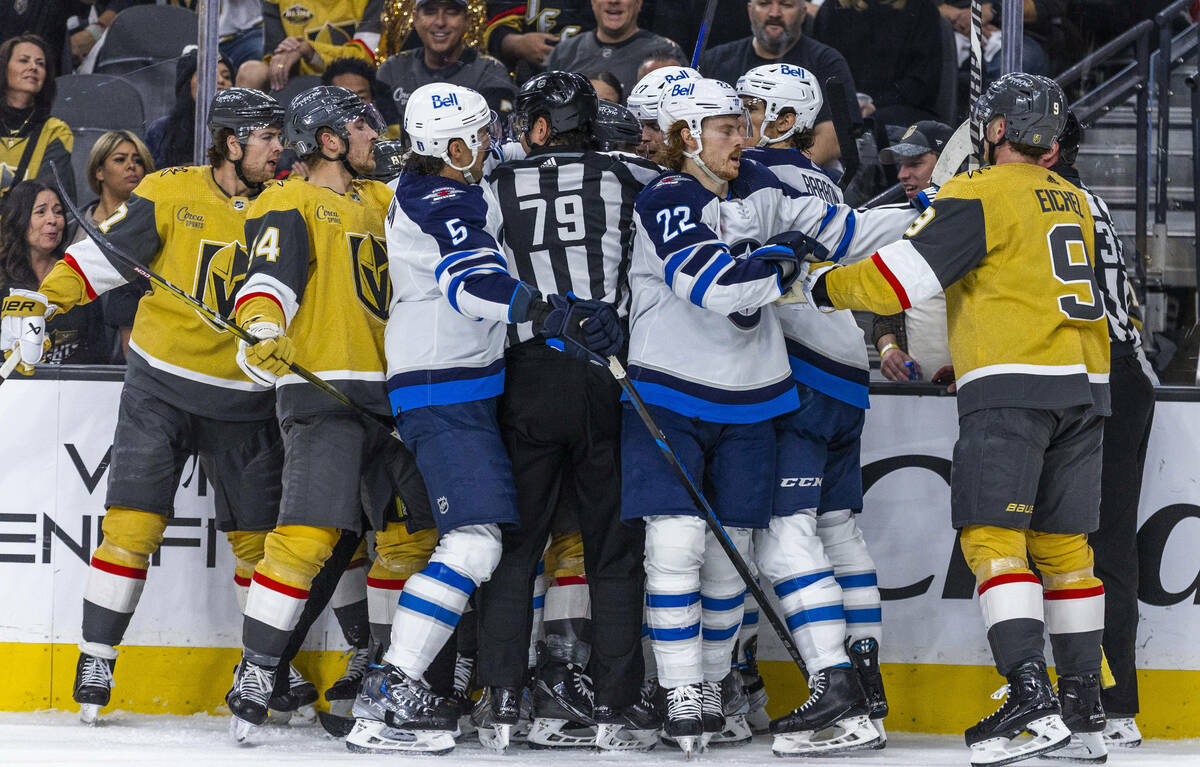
[344,718,455,754]
[317,710,355,738]
[771,714,882,757]
[676,735,699,760]
[78,704,101,726]
[747,706,771,734]
[868,718,888,749]
[707,713,753,746]
[290,703,316,725]
[264,708,293,726]
[526,718,597,748]
[595,723,658,752]
[1045,732,1108,763]
[477,723,512,752]
[229,715,258,744]
[969,714,1071,767]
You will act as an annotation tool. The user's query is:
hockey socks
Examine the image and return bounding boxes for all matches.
[81,507,167,647]
[817,509,883,644]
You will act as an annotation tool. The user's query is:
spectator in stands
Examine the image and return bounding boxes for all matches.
[1,0,74,70]
[638,0,752,56]
[635,43,682,83]
[218,0,267,74]
[322,57,402,138]
[71,130,154,239]
[145,47,233,169]
[0,34,74,202]
[67,0,154,70]
[237,0,381,90]
[378,0,517,116]
[589,70,622,103]
[543,0,684,96]
[0,180,118,363]
[484,0,590,84]
[939,1,1063,77]
[699,0,860,166]
[871,119,952,383]
[813,0,944,128]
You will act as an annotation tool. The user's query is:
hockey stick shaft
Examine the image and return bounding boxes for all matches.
[690,0,719,70]
[52,167,401,440]
[968,0,983,170]
[604,355,808,673]
[0,346,20,384]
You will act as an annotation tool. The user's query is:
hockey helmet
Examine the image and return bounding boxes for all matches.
[404,83,499,181]
[736,63,823,146]
[657,78,748,136]
[594,99,641,151]
[627,66,700,123]
[371,138,407,180]
[1057,109,1082,166]
[284,85,385,156]
[512,70,599,141]
[971,72,1066,150]
[208,87,285,143]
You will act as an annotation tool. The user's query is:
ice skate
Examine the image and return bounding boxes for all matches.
[73,652,115,726]
[698,678,724,749]
[663,683,704,759]
[848,636,888,747]
[738,636,770,733]
[1046,675,1107,764]
[266,663,317,725]
[1101,716,1141,749]
[964,660,1071,766]
[451,652,477,737]
[527,650,596,748]
[594,679,661,751]
[345,663,457,754]
[770,665,880,756]
[472,685,522,752]
[226,657,276,742]
[318,646,371,736]
[705,670,751,747]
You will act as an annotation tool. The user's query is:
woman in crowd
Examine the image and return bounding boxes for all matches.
[0,34,74,202]
[146,46,233,168]
[0,180,119,364]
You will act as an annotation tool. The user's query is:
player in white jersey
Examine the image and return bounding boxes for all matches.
[348,82,621,755]
[626,65,699,164]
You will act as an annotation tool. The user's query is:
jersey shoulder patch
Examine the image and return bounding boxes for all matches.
[637,171,712,211]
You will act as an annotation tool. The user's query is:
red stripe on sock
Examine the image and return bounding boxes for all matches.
[251,571,309,599]
[1043,585,1105,600]
[978,571,1040,596]
[233,574,251,587]
[870,253,912,310]
[91,556,147,580]
[367,576,407,590]
[554,576,588,587]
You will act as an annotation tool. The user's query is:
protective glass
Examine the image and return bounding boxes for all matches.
[351,102,388,135]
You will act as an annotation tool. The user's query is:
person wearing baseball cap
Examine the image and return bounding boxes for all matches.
[878,119,953,201]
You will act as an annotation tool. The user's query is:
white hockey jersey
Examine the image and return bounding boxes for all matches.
[384,172,533,412]
[742,146,917,408]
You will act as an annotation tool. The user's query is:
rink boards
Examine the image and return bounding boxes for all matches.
[1,368,1198,737]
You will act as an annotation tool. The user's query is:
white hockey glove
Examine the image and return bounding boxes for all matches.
[1,289,53,375]
[236,321,295,386]
[775,261,838,310]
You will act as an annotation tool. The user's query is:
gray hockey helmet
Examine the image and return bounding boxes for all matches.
[971,72,1067,149]
[284,85,384,155]
[208,87,284,143]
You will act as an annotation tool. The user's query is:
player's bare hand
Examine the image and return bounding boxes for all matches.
[880,346,919,382]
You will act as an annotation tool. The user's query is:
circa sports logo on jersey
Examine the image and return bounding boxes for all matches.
[348,232,391,322]
[191,240,249,332]
[315,204,341,224]
[176,206,205,230]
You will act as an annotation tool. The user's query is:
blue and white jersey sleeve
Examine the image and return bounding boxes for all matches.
[394,177,526,324]
[780,193,916,266]
[635,173,783,315]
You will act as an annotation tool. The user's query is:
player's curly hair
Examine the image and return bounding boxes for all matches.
[661,120,690,172]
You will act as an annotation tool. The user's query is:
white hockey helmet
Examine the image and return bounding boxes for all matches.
[627,65,700,123]
[736,63,823,146]
[404,83,499,182]
[657,77,747,135]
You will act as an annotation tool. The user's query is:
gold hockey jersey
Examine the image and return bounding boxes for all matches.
[235,176,393,418]
[822,161,1110,416]
[263,0,381,73]
[48,165,273,420]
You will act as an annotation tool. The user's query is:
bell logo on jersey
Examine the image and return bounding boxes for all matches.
[192,240,250,333]
[432,93,459,109]
[348,232,391,322]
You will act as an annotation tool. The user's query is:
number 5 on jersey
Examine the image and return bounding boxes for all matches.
[254,226,281,262]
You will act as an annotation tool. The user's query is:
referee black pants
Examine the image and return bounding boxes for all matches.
[476,343,645,709]
[1090,352,1156,716]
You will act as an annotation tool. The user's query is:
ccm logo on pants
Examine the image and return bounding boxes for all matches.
[779,477,823,487]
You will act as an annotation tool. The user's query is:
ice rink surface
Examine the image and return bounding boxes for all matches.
[3,712,1197,767]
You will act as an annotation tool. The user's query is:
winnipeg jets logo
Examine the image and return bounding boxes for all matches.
[422,187,462,203]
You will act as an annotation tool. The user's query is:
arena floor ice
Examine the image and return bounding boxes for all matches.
[3,712,1198,766]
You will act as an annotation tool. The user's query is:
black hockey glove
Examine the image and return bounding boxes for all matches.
[531,294,624,363]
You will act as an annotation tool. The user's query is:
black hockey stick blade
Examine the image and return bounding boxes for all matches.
[51,166,401,440]
[318,710,356,737]
[602,354,809,676]
[690,0,720,70]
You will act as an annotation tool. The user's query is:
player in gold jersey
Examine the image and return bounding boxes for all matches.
[0,88,285,725]
[224,85,432,740]
[794,74,1110,767]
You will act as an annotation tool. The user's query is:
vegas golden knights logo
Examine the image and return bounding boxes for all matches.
[348,232,390,322]
[192,240,250,332]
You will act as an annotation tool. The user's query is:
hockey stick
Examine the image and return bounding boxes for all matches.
[52,167,402,441]
[0,346,20,385]
[968,0,983,171]
[601,354,808,673]
[690,0,720,70]
[931,119,973,186]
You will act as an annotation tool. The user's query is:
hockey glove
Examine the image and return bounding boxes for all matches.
[532,294,625,363]
[776,261,838,311]
[749,233,829,293]
[236,321,296,386]
[1,289,53,375]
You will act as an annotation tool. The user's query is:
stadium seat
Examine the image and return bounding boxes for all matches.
[52,74,146,204]
[272,75,324,111]
[119,58,180,127]
[94,5,197,76]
